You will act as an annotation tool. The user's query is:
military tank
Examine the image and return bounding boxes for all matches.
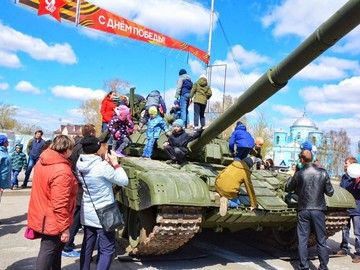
[115,0,360,256]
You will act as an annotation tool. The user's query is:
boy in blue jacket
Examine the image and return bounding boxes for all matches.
[142,106,169,158]
[229,121,254,161]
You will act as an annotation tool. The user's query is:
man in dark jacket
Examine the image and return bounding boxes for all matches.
[285,150,334,270]
[163,119,202,166]
[336,157,360,263]
[22,130,45,188]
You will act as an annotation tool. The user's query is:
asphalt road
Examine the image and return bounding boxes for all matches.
[0,187,358,270]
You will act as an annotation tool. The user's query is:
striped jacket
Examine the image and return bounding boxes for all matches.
[10,151,27,171]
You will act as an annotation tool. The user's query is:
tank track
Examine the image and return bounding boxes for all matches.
[248,209,349,251]
[129,206,202,256]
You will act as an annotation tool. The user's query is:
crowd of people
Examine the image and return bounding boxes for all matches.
[0,69,359,269]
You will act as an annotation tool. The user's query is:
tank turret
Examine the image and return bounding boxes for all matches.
[117,0,360,256]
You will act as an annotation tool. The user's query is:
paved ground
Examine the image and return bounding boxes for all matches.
[1,181,359,270]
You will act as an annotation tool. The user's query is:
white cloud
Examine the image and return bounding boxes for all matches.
[272,105,303,118]
[297,56,360,81]
[229,45,270,70]
[0,82,9,91]
[0,22,77,64]
[51,85,105,101]
[14,81,41,94]
[261,0,346,39]
[90,0,211,38]
[300,76,360,103]
[0,50,21,68]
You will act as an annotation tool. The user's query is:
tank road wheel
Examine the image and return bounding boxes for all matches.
[128,207,155,249]
[272,228,297,248]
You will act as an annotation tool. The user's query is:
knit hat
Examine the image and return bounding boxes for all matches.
[200,74,207,79]
[0,135,8,146]
[347,163,360,178]
[243,156,255,169]
[179,69,187,76]
[80,136,101,154]
[16,144,23,150]
[173,119,185,128]
[148,106,158,115]
[174,100,180,106]
[115,105,130,116]
[300,141,312,151]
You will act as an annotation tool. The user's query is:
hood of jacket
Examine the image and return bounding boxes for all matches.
[197,77,208,87]
[76,154,102,174]
[39,148,71,167]
[235,122,246,131]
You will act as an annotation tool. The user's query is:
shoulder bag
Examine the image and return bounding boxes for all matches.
[80,172,124,232]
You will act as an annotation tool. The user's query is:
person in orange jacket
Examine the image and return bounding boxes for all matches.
[27,135,78,270]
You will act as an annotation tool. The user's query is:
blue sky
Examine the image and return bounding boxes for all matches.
[1,0,360,153]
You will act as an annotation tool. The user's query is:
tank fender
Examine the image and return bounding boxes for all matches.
[136,170,211,210]
[326,185,356,208]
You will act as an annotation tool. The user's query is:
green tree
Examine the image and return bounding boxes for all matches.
[79,99,102,134]
[0,102,17,130]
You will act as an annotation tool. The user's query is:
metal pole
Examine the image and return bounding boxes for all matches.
[206,0,215,77]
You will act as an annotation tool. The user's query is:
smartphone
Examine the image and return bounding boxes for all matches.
[107,145,112,155]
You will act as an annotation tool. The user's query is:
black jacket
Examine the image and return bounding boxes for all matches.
[168,129,202,152]
[285,164,334,211]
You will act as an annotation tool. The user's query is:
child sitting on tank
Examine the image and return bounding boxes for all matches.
[169,100,181,121]
[215,156,257,216]
[107,105,134,157]
[163,119,203,166]
[142,106,169,159]
[228,121,255,161]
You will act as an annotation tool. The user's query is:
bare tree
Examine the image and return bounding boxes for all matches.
[0,102,17,130]
[103,78,131,95]
[14,123,43,135]
[317,129,351,177]
[249,110,274,158]
[207,95,246,140]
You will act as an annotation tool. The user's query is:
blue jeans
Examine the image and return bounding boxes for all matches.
[142,138,157,158]
[80,226,115,270]
[23,157,39,186]
[180,93,190,127]
[340,215,360,256]
[228,197,241,207]
[11,170,20,186]
[297,210,329,270]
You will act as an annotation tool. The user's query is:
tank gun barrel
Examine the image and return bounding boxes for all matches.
[189,0,360,153]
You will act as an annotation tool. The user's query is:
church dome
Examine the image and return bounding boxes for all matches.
[292,114,317,128]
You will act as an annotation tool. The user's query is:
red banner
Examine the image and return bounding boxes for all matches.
[79,1,209,64]
[19,0,78,23]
